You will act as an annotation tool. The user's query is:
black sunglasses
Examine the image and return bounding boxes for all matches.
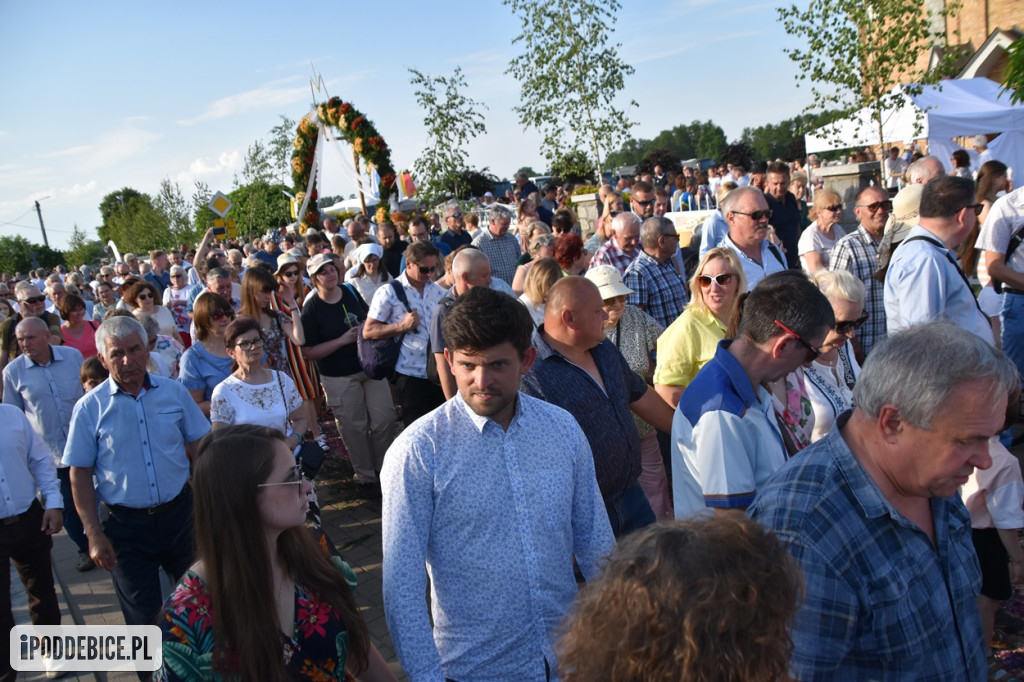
[834,311,869,336]
[632,198,655,207]
[416,265,434,274]
[732,209,773,221]
[19,295,46,305]
[822,204,842,212]
[856,200,892,214]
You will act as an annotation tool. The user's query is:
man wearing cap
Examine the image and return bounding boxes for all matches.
[252,232,283,268]
[590,212,641,275]
[830,185,892,357]
[439,204,472,252]
[884,176,993,345]
[622,217,688,328]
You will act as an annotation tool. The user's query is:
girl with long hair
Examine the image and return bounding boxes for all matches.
[154,425,395,681]
[240,267,304,375]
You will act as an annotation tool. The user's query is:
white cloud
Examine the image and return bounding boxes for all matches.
[171,149,244,190]
[41,121,161,172]
[627,30,764,65]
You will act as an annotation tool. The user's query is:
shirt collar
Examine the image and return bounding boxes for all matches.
[454,390,525,434]
[712,339,760,407]
[27,346,58,367]
[694,307,726,331]
[532,327,560,361]
[105,373,156,397]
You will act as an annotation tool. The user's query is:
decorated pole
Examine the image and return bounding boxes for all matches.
[353,149,367,217]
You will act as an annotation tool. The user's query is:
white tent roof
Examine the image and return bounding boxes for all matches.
[804,78,1024,176]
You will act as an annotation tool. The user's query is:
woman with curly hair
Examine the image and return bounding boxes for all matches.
[557,514,802,682]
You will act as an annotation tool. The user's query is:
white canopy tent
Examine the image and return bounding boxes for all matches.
[804,77,1024,178]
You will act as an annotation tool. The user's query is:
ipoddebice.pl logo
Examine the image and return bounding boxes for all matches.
[11,625,162,673]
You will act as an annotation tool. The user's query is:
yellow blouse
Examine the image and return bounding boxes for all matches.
[653,306,726,389]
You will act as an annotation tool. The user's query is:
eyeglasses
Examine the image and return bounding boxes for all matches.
[855,200,893,214]
[822,204,843,212]
[19,295,46,305]
[961,203,984,216]
[234,338,264,351]
[698,273,735,287]
[210,310,234,321]
[731,209,773,221]
[136,293,152,301]
[774,319,821,362]
[281,270,300,278]
[834,311,869,336]
[632,198,655,208]
[257,464,307,490]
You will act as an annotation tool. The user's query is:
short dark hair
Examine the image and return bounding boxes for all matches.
[442,287,534,357]
[766,161,789,176]
[409,216,428,230]
[80,355,109,386]
[405,239,439,265]
[738,271,834,344]
[552,209,575,234]
[58,293,86,319]
[920,175,976,219]
[952,149,971,169]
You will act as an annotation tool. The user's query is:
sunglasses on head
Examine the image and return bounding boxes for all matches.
[19,295,46,305]
[856,200,892,214]
[698,273,735,287]
[834,311,869,336]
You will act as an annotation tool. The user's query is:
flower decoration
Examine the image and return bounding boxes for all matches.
[292,95,397,232]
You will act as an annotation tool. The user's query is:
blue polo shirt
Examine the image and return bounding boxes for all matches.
[63,374,210,508]
[520,331,646,503]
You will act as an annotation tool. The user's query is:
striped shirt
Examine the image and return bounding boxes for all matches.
[830,226,887,356]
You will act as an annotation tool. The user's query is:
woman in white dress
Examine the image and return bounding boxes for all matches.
[804,270,865,443]
[210,315,307,444]
[798,189,847,274]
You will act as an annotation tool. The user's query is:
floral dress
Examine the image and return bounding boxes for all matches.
[262,309,292,375]
[155,558,359,681]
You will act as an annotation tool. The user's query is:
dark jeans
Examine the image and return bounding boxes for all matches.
[1,499,60,682]
[103,488,194,629]
[604,481,655,538]
[395,373,446,427]
[57,467,90,555]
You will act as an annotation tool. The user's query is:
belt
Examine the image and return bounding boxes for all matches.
[1005,288,1024,296]
[107,487,189,516]
[1,499,40,526]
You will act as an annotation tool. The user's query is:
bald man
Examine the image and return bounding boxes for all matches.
[429,249,495,400]
[521,277,673,536]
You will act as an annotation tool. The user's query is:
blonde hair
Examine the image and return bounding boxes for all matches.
[813,269,865,304]
[524,257,563,304]
[809,189,841,222]
[687,248,747,315]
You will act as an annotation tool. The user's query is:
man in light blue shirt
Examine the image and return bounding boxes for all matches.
[382,287,614,682]
[2,317,91,570]
[63,316,209,629]
[884,175,993,345]
[717,186,787,289]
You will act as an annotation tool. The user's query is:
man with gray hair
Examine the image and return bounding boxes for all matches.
[750,321,1014,680]
[64,315,209,631]
[471,205,521,285]
[590,211,641,275]
[0,281,62,380]
[884,175,992,343]
[719,186,787,288]
[622,217,688,327]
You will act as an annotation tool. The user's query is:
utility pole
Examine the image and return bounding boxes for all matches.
[34,199,50,248]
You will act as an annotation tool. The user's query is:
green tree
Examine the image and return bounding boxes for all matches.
[229,182,291,239]
[516,166,539,178]
[778,0,962,154]
[191,181,218,238]
[550,150,596,184]
[64,225,106,268]
[0,235,63,274]
[268,114,298,186]
[154,178,199,247]
[637,150,682,176]
[695,124,728,160]
[505,0,636,178]
[605,137,651,171]
[409,66,487,207]
[1003,37,1024,105]
[97,189,173,254]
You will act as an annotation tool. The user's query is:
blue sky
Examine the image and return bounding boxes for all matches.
[0,0,813,249]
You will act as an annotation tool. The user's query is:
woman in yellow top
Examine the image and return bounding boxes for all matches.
[654,248,746,408]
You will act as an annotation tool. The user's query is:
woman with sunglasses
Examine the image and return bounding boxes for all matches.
[240,267,304,376]
[654,248,747,408]
[179,293,234,416]
[798,189,847,274]
[154,424,396,681]
[125,280,178,339]
[803,270,865,443]
[162,265,193,347]
[272,254,329,452]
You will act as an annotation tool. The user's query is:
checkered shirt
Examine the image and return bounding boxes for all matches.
[749,417,986,681]
[623,251,688,328]
[829,226,887,355]
[472,229,521,285]
[590,237,637,275]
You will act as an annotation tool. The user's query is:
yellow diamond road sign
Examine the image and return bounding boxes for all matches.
[208,192,232,218]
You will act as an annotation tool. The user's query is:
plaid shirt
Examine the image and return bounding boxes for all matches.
[829,226,887,356]
[750,415,986,682]
[472,229,521,285]
[590,237,637,275]
[623,251,688,328]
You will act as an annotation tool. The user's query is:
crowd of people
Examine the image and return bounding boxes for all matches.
[1,145,1022,680]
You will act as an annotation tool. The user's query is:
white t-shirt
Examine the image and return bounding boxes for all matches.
[209,372,302,434]
[798,222,847,273]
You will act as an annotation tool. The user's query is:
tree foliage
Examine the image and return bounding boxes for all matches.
[409,66,487,207]
[778,0,962,153]
[516,166,539,178]
[191,181,219,238]
[268,114,298,186]
[64,225,106,269]
[1003,37,1024,105]
[550,150,596,184]
[605,120,727,169]
[229,181,292,239]
[97,188,173,254]
[719,143,754,170]
[0,235,64,275]
[504,0,636,177]
[154,178,199,248]
[637,150,682,177]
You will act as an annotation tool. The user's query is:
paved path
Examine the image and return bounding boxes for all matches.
[11,491,404,681]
